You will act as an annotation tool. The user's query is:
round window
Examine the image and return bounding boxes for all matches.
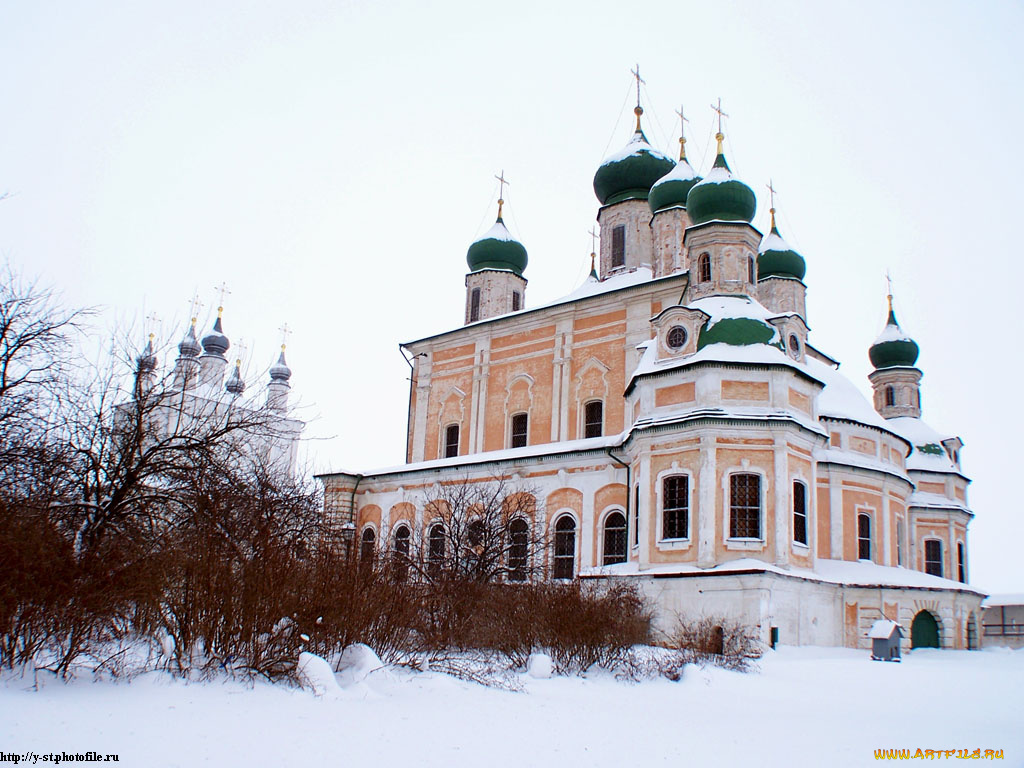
[788,334,800,359]
[667,326,688,349]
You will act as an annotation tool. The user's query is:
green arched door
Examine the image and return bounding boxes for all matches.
[911,611,940,649]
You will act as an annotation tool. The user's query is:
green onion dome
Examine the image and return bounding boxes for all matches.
[757,210,806,280]
[466,207,528,276]
[649,157,701,213]
[686,133,757,225]
[869,299,919,369]
[594,107,675,206]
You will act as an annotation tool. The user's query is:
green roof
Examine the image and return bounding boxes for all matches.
[686,152,756,225]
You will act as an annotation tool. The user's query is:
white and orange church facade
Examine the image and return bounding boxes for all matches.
[318,101,984,652]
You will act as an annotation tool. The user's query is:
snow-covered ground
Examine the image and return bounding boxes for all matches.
[2,646,1022,767]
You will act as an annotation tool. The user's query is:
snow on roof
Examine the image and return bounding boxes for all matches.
[633,403,826,438]
[868,619,903,639]
[885,416,959,473]
[873,321,913,344]
[581,557,985,595]
[814,447,910,482]
[551,266,655,305]
[630,340,819,388]
[359,432,625,477]
[758,231,790,254]
[804,357,890,430]
[982,593,1024,608]
[599,134,671,166]
[472,219,516,244]
[687,294,778,331]
[907,490,969,513]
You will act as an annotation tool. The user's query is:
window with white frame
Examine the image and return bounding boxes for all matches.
[793,481,807,546]
[552,516,576,579]
[957,542,966,583]
[662,475,689,540]
[925,539,943,577]
[508,518,528,581]
[729,473,761,539]
[602,511,627,565]
[510,412,528,448]
[428,523,445,577]
[857,512,872,561]
[444,424,459,458]
[360,527,376,561]
[393,524,412,580]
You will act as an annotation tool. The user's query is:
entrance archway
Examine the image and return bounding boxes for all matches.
[911,610,940,649]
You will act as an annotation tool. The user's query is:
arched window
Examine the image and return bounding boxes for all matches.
[508,518,529,581]
[553,516,576,579]
[698,252,712,283]
[729,474,761,539]
[885,386,895,407]
[510,412,528,448]
[468,519,485,548]
[360,528,376,562]
[469,288,481,323]
[584,400,603,438]
[611,225,625,268]
[393,524,411,581]
[957,542,966,583]
[748,255,755,283]
[857,513,872,561]
[662,475,689,540]
[428,523,445,578]
[603,511,627,565]
[924,539,943,577]
[793,481,807,546]
[444,424,460,458]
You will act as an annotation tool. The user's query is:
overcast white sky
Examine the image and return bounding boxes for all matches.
[2,0,1022,592]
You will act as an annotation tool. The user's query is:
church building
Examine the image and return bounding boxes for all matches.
[318,94,984,652]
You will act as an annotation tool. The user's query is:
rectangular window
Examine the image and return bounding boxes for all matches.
[512,291,521,311]
[633,486,639,547]
[510,413,528,448]
[729,474,761,539]
[925,539,943,577]
[584,400,603,438]
[469,288,481,322]
[793,481,807,546]
[444,424,459,458]
[663,475,689,540]
[957,542,966,583]
[611,225,625,268]
[896,520,904,566]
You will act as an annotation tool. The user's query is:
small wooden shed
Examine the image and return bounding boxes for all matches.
[869,619,904,661]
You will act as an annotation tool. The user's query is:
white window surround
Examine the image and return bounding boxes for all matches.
[550,509,580,579]
[856,505,874,563]
[791,477,810,549]
[655,467,693,551]
[722,467,767,550]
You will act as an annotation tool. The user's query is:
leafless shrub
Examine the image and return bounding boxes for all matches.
[660,616,763,673]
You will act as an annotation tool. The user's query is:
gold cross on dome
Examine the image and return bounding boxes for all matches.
[588,227,599,254]
[495,171,509,218]
[187,292,204,325]
[145,311,161,337]
[711,97,729,134]
[675,105,689,135]
[214,282,231,315]
[766,179,777,209]
[631,64,645,108]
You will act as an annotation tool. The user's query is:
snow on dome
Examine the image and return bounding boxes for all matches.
[655,158,698,183]
[473,219,517,244]
[758,231,790,254]
[688,295,778,331]
[885,416,959,473]
[599,134,671,166]
[695,165,735,185]
[873,321,914,345]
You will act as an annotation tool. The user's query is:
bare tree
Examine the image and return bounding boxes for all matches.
[396,475,548,584]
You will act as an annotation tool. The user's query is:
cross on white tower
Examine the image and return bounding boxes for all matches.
[279,322,292,348]
[495,171,509,217]
[214,282,231,314]
[187,292,204,324]
[631,64,645,107]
